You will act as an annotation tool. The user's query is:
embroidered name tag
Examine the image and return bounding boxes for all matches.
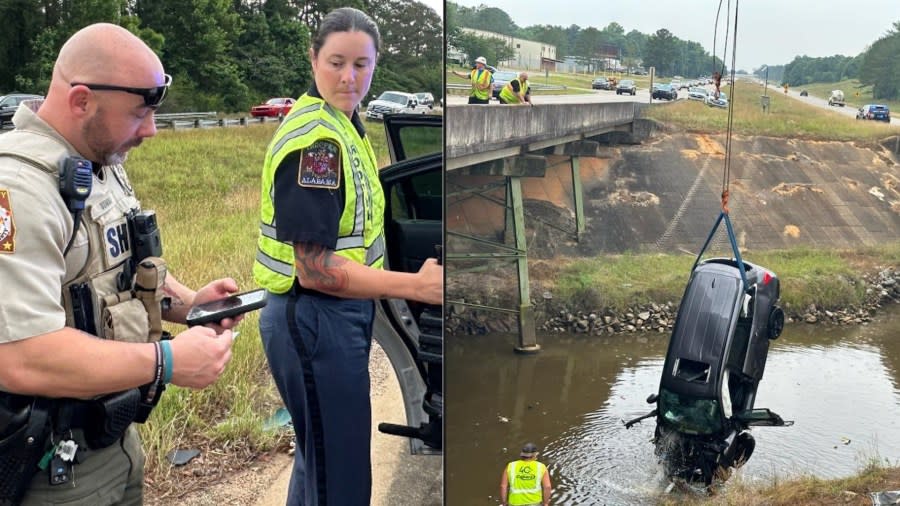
[298,139,341,189]
[0,189,16,254]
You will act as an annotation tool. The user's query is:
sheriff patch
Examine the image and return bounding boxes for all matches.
[298,139,341,189]
[0,189,16,254]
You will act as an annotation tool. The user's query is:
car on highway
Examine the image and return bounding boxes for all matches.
[705,91,728,109]
[652,83,678,101]
[592,77,613,90]
[250,97,295,119]
[374,113,443,454]
[0,93,43,126]
[415,92,435,109]
[687,87,709,101]
[856,104,890,122]
[616,79,637,96]
[365,91,428,120]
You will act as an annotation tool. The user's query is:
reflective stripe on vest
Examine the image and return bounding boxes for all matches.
[470,69,492,100]
[507,460,545,505]
[253,94,385,294]
[500,78,528,103]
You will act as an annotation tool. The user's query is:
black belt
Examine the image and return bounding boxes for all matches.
[288,279,340,300]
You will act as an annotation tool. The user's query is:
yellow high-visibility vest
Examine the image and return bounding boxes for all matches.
[253,93,385,294]
[499,78,529,104]
[507,460,546,505]
[470,68,493,100]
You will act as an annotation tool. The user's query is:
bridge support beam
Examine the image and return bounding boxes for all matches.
[508,176,539,354]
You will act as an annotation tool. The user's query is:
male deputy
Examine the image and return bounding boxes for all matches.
[500,443,552,506]
[498,72,533,106]
[452,56,494,104]
[0,23,240,505]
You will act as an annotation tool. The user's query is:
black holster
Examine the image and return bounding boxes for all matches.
[83,389,140,449]
[0,396,51,506]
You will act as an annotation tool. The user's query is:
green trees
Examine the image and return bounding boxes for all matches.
[859,21,900,100]
[0,0,441,112]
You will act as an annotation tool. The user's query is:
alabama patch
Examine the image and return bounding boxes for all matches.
[0,189,16,254]
[298,139,341,189]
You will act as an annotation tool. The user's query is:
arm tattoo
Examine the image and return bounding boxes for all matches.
[294,243,350,292]
[161,283,186,307]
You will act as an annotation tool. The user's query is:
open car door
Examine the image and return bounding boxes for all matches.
[374,113,443,454]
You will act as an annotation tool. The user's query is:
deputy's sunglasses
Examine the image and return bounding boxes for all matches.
[70,74,172,108]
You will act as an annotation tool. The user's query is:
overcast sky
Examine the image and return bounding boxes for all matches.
[450,0,900,71]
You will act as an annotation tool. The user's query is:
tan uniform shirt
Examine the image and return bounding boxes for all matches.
[0,103,139,343]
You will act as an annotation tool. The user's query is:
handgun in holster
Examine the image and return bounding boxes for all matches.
[0,395,52,505]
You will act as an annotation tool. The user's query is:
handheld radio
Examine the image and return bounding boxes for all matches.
[59,156,92,255]
[59,157,92,212]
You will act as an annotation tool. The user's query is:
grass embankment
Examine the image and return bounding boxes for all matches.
[660,459,900,506]
[552,245,900,314]
[642,80,898,141]
[127,119,392,494]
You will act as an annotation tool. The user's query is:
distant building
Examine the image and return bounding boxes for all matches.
[459,27,562,71]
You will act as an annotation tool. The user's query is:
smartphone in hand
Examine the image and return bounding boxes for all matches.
[186,288,268,327]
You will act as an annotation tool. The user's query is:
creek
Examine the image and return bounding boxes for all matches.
[445,305,900,505]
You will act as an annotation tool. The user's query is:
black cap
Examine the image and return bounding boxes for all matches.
[520,443,539,457]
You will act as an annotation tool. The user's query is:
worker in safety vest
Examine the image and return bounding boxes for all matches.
[498,72,533,106]
[452,56,494,104]
[500,443,552,506]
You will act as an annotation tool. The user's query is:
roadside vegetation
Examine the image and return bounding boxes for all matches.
[659,457,900,506]
[641,79,898,142]
[127,120,391,497]
[553,244,900,314]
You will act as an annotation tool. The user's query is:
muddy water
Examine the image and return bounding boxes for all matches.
[445,306,900,505]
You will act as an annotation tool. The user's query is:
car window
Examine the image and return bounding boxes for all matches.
[389,169,441,221]
[396,121,441,161]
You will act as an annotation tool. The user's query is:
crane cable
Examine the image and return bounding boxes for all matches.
[712,0,740,214]
[690,0,750,293]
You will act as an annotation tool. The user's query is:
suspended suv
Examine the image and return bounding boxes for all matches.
[374,113,443,455]
[626,258,789,485]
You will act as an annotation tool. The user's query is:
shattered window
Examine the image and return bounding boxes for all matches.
[659,388,723,435]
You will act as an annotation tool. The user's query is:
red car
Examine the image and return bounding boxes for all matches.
[250,97,295,118]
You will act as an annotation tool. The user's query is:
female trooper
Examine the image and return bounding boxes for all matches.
[253,7,442,505]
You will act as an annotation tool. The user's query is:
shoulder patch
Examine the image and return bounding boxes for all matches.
[0,189,16,254]
[298,139,341,189]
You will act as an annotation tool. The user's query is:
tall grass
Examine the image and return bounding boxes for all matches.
[126,119,391,482]
[554,245,900,313]
[642,81,898,141]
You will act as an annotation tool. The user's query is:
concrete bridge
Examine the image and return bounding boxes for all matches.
[445,103,651,351]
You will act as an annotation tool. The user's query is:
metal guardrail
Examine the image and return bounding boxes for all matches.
[154,112,283,129]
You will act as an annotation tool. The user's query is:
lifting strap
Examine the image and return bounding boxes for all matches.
[692,0,750,294]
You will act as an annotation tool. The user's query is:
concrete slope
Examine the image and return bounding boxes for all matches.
[447,133,900,258]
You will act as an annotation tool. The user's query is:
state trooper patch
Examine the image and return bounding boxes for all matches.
[0,189,16,254]
[298,139,341,189]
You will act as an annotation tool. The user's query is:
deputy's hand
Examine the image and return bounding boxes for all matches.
[168,325,233,389]
[415,258,443,305]
[193,278,245,332]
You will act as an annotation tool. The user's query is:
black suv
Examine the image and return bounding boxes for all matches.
[375,114,443,454]
[616,79,637,95]
[0,94,43,126]
[626,258,788,485]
